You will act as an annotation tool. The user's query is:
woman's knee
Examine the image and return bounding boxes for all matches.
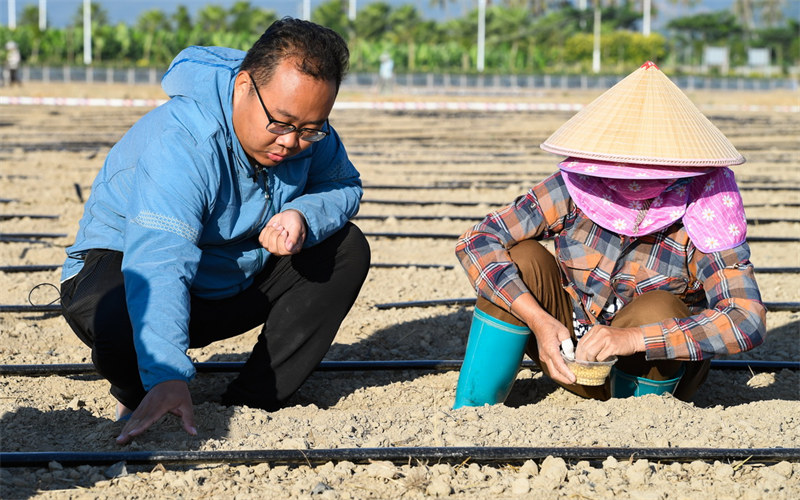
[612,290,690,328]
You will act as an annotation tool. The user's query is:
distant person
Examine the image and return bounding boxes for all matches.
[453,62,766,408]
[60,18,370,444]
[5,41,21,86]
[378,52,394,94]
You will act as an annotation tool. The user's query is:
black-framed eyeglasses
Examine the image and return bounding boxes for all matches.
[247,72,329,143]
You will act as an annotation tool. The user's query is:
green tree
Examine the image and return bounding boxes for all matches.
[386,5,427,71]
[312,0,351,39]
[137,9,171,64]
[759,0,785,28]
[172,5,193,32]
[196,5,228,33]
[354,2,392,42]
[229,1,277,36]
[72,2,109,28]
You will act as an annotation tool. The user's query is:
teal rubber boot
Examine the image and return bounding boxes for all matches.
[610,365,685,398]
[453,308,530,409]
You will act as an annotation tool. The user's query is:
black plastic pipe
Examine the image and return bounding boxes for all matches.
[363,232,800,243]
[0,305,61,313]
[0,263,456,274]
[0,265,62,273]
[370,263,455,270]
[361,199,800,209]
[0,214,59,221]
[373,298,800,313]
[356,214,800,225]
[0,233,67,240]
[4,263,793,274]
[363,183,800,192]
[2,447,799,468]
[3,300,798,315]
[1,359,796,377]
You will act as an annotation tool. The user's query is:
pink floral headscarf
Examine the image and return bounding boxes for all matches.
[560,159,747,253]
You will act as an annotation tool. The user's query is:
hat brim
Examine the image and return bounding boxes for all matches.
[558,157,715,180]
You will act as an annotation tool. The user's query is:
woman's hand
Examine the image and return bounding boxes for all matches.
[575,325,645,362]
[511,293,576,386]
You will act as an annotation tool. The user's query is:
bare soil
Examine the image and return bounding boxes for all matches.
[1,83,798,499]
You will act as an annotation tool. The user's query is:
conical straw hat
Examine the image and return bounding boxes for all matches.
[541,62,744,167]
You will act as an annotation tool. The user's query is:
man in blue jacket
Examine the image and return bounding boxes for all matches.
[60,18,370,444]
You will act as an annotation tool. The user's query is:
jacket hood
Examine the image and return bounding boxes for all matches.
[161,46,244,143]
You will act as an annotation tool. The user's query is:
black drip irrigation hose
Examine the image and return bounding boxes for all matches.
[357,214,800,225]
[370,263,455,270]
[362,183,800,193]
[1,358,797,377]
[0,263,456,274]
[362,199,489,207]
[0,305,61,313]
[2,446,799,468]
[362,232,800,244]
[0,214,59,221]
[4,264,795,274]
[0,233,67,240]
[372,297,800,313]
[362,199,800,209]
[0,265,62,273]
[2,300,799,315]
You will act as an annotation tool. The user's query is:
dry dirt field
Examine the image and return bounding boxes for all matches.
[1,82,799,499]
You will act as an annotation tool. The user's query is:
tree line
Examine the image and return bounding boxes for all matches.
[0,1,797,75]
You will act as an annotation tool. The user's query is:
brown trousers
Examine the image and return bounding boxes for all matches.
[476,240,710,401]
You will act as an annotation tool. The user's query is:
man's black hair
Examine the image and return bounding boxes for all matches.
[241,17,349,92]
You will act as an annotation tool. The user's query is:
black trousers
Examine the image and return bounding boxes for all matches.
[61,222,370,411]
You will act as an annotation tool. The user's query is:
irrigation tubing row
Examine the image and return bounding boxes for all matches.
[372,297,800,313]
[361,199,800,209]
[3,447,799,468]
[3,213,797,225]
[0,214,59,221]
[363,232,800,244]
[4,264,798,275]
[0,233,67,240]
[0,263,457,274]
[356,215,800,225]
[3,300,799,314]
[1,359,797,377]
[361,183,800,192]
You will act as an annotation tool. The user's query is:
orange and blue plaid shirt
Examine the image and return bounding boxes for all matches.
[455,171,766,361]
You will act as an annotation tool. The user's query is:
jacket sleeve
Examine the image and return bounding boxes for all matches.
[121,129,219,390]
[641,241,767,360]
[281,127,362,246]
[454,172,573,309]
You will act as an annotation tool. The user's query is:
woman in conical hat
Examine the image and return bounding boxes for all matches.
[453,62,766,407]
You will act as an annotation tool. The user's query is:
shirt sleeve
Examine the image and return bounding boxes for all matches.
[281,127,362,246]
[641,241,767,360]
[454,172,573,309]
[122,130,219,390]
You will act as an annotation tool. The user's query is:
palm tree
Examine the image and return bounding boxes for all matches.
[759,0,786,28]
[196,5,228,33]
[172,5,193,32]
[387,5,425,71]
[136,9,170,65]
[732,0,755,33]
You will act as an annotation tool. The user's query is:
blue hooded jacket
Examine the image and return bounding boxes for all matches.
[62,46,362,390]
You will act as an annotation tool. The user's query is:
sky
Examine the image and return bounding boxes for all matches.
[2,0,798,31]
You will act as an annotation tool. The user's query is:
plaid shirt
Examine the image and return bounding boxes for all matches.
[455,172,766,361]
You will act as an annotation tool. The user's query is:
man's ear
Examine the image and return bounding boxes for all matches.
[232,71,252,104]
